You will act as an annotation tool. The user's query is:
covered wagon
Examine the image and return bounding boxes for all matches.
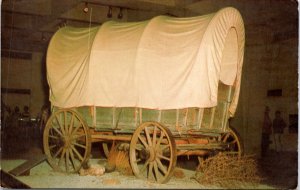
[44,7,245,183]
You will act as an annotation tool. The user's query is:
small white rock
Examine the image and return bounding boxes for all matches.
[79,164,105,176]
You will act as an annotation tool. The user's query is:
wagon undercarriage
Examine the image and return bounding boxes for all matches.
[43,105,243,183]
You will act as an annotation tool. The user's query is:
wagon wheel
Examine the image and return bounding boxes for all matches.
[102,142,113,158]
[221,126,244,157]
[43,109,91,173]
[129,122,177,183]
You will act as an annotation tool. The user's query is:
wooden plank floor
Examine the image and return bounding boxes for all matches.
[9,154,47,176]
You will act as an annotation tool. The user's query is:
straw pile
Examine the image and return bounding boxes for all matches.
[194,153,262,188]
[107,143,133,176]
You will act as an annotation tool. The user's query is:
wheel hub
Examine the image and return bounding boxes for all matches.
[64,136,72,148]
[148,146,156,162]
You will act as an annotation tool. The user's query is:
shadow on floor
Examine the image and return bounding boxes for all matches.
[258,150,298,189]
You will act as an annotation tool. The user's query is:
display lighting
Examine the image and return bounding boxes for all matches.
[83,2,89,13]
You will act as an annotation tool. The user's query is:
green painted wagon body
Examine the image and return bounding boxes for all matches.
[62,81,232,135]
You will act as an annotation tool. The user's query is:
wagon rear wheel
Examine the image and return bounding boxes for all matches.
[129,122,177,183]
[43,109,91,173]
[221,126,243,157]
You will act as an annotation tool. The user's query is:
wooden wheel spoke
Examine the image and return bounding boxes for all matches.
[64,111,67,135]
[71,145,84,161]
[49,135,59,139]
[138,134,149,149]
[155,131,165,149]
[72,142,87,149]
[140,159,150,174]
[153,161,160,181]
[222,133,231,142]
[49,128,54,136]
[159,144,169,152]
[51,126,63,137]
[134,158,142,163]
[55,115,66,135]
[71,124,82,136]
[68,114,75,134]
[148,162,154,179]
[69,148,77,170]
[135,144,143,151]
[152,126,157,145]
[49,144,57,149]
[144,127,152,146]
[229,139,237,144]
[65,148,70,172]
[156,158,167,175]
[53,147,63,158]
[58,148,67,166]
[157,153,170,161]
[71,133,86,140]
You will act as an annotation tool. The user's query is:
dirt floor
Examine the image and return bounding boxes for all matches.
[0,125,298,189]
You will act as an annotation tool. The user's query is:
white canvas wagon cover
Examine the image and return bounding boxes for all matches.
[47,7,245,116]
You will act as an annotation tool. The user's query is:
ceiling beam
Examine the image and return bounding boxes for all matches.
[85,0,187,17]
[173,0,202,7]
[58,17,102,25]
[2,10,48,17]
[2,24,55,35]
[1,39,48,52]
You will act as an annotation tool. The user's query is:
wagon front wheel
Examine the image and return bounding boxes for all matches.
[129,122,177,183]
[43,109,91,173]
